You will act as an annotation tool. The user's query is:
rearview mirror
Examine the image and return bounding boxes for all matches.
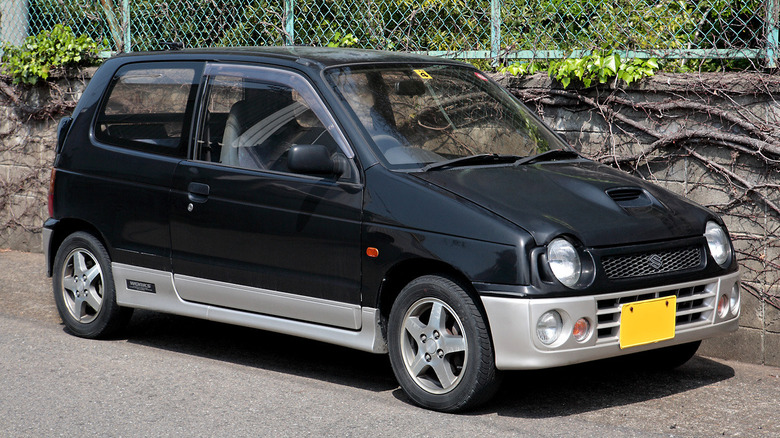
[394,80,426,96]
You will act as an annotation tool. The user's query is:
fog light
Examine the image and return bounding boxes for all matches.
[572,318,590,342]
[537,311,563,345]
[717,294,729,318]
[730,283,740,316]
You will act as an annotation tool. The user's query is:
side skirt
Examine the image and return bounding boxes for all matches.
[112,263,388,354]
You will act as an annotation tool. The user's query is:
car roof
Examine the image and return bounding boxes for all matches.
[111,46,469,69]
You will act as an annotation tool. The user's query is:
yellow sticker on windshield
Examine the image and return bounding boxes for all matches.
[414,69,432,80]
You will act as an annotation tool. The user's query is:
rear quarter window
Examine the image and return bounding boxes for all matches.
[95,62,203,157]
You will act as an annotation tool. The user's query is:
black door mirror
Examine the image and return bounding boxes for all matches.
[287,144,342,175]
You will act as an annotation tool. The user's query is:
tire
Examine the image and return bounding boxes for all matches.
[387,275,500,412]
[52,232,132,338]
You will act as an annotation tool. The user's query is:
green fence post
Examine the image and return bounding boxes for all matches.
[490,0,501,64]
[123,0,131,52]
[768,0,779,68]
[284,0,295,45]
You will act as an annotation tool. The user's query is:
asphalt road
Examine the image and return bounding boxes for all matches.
[1,250,778,437]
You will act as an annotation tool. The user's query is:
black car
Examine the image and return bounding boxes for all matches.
[44,47,740,412]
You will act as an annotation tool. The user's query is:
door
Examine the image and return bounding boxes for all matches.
[169,63,364,329]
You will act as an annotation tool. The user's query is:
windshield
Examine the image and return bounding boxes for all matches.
[325,64,570,170]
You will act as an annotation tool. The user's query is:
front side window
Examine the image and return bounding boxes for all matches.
[325,64,569,169]
[95,62,201,156]
[195,64,355,180]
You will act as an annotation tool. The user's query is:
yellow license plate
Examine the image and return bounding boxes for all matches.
[619,296,676,349]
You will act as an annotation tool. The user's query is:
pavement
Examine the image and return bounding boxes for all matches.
[1,249,779,437]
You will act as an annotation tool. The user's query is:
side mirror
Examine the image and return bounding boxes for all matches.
[288,144,342,176]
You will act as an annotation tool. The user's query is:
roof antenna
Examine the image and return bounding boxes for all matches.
[161,41,185,51]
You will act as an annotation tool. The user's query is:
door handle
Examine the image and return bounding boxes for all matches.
[188,182,210,204]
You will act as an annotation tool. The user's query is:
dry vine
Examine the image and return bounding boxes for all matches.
[0,69,89,120]
[500,72,780,313]
[1,69,779,317]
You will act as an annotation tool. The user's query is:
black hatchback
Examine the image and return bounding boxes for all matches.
[44,47,740,412]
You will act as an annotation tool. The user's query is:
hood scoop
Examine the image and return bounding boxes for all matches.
[606,187,654,209]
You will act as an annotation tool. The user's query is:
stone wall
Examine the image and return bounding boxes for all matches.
[496,72,780,367]
[0,70,91,251]
[1,69,778,366]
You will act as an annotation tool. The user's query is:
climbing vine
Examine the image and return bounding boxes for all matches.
[499,72,780,311]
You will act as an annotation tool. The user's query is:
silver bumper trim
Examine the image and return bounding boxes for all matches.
[482,271,740,370]
[174,274,362,330]
[42,227,53,259]
[42,227,54,274]
[112,263,387,354]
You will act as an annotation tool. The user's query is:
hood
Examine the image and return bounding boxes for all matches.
[412,160,714,247]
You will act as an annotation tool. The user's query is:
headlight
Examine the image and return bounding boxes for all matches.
[547,238,581,288]
[704,222,732,267]
[537,310,563,345]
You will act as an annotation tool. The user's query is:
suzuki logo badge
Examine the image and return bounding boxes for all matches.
[648,254,663,271]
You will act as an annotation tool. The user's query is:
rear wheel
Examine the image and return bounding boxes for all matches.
[387,275,499,412]
[52,232,132,338]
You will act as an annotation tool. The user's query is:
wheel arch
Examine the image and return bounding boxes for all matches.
[46,219,110,277]
[376,258,493,344]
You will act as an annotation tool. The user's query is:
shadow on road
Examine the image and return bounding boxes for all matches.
[479,355,735,417]
[121,309,399,393]
[105,309,734,414]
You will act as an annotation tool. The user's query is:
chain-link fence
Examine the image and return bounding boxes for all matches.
[1,1,778,65]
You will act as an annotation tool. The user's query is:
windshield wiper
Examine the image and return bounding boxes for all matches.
[421,154,521,172]
[513,149,580,166]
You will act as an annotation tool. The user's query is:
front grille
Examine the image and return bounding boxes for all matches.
[602,246,702,279]
[595,284,714,342]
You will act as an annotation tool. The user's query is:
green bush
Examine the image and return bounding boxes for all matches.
[501,52,659,88]
[1,24,105,85]
[548,53,659,87]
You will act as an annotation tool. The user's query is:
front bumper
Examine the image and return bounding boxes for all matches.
[481,271,740,370]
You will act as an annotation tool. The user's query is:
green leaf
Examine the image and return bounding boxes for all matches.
[604,55,618,74]
[646,58,659,69]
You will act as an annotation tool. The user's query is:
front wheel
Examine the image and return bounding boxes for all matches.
[387,275,500,412]
[52,232,132,338]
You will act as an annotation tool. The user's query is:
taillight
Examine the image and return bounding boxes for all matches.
[48,168,56,218]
